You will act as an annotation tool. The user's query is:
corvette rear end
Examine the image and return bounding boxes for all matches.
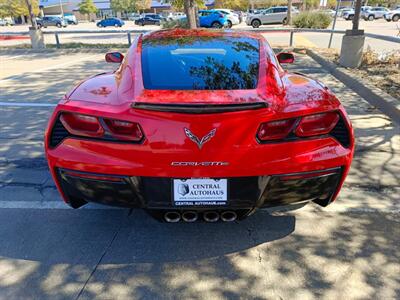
[45,29,354,222]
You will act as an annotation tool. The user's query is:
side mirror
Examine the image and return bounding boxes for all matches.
[277,52,295,64]
[105,52,124,63]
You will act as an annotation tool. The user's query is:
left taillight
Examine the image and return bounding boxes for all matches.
[60,112,104,138]
[257,111,341,142]
[52,112,144,146]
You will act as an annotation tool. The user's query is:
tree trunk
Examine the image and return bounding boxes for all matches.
[184,0,197,29]
[24,0,38,29]
[287,0,293,26]
[352,0,362,31]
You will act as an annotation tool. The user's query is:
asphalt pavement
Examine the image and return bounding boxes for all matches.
[0,50,399,299]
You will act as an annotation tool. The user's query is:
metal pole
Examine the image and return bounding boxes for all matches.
[55,33,60,48]
[328,0,341,48]
[289,30,294,47]
[127,32,131,46]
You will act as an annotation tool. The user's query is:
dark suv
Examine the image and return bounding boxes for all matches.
[37,16,67,28]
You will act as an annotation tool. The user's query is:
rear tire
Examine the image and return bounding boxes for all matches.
[393,15,400,22]
[368,15,374,21]
[349,15,354,20]
[211,21,222,28]
[227,20,232,28]
[282,17,288,25]
[251,19,261,28]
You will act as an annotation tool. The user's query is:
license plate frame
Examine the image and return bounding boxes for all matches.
[172,178,228,206]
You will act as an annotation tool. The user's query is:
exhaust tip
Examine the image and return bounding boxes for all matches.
[203,211,219,223]
[182,211,198,222]
[221,211,237,222]
[164,211,181,223]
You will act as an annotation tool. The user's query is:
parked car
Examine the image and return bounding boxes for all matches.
[128,13,141,21]
[362,7,390,20]
[215,9,240,27]
[0,17,14,26]
[36,16,67,28]
[135,14,164,26]
[339,8,353,17]
[44,29,354,222]
[96,18,125,27]
[319,9,336,17]
[246,6,299,27]
[198,10,229,28]
[384,8,400,21]
[162,12,186,21]
[63,14,78,25]
[343,6,371,20]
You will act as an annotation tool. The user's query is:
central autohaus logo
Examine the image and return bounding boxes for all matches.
[179,182,224,197]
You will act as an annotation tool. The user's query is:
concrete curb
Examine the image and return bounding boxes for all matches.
[306,49,400,125]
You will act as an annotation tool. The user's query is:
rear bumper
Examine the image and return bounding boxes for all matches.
[56,167,343,210]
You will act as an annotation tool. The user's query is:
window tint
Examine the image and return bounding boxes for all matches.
[141,36,260,90]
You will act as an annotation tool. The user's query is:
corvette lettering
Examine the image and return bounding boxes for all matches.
[171,162,229,166]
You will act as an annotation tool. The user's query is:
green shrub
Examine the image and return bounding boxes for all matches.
[161,18,189,29]
[293,12,332,29]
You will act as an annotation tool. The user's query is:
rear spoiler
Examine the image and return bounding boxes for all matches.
[131,102,268,114]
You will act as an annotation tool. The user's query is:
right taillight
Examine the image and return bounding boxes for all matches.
[257,111,341,142]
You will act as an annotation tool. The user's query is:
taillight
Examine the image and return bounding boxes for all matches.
[104,119,143,141]
[294,112,339,137]
[257,118,296,141]
[60,112,104,138]
[58,112,144,143]
[257,111,341,142]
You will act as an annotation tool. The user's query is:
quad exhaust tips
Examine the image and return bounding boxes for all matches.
[220,211,237,222]
[182,211,198,222]
[203,211,219,222]
[164,210,237,223]
[164,211,181,223]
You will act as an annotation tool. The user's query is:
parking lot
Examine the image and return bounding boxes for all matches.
[0,48,399,299]
[1,18,400,53]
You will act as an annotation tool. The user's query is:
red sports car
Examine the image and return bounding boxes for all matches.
[45,29,354,222]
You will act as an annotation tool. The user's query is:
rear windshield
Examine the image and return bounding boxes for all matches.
[141,36,260,90]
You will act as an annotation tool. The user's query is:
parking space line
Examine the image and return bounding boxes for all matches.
[0,54,100,82]
[0,101,56,107]
[0,201,122,210]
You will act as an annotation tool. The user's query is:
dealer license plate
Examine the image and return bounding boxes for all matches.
[173,178,228,206]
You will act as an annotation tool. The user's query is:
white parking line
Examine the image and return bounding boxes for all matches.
[0,101,56,107]
[0,201,122,210]
[0,54,100,82]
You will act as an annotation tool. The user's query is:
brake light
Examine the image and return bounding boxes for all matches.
[58,112,144,142]
[104,119,143,141]
[295,112,339,137]
[60,112,104,138]
[257,118,296,141]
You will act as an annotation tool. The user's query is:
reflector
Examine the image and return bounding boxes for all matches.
[295,112,339,137]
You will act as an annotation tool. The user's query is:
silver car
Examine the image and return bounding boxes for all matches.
[246,6,298,28]
[384,9,400,22]
[362,7,390,21]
